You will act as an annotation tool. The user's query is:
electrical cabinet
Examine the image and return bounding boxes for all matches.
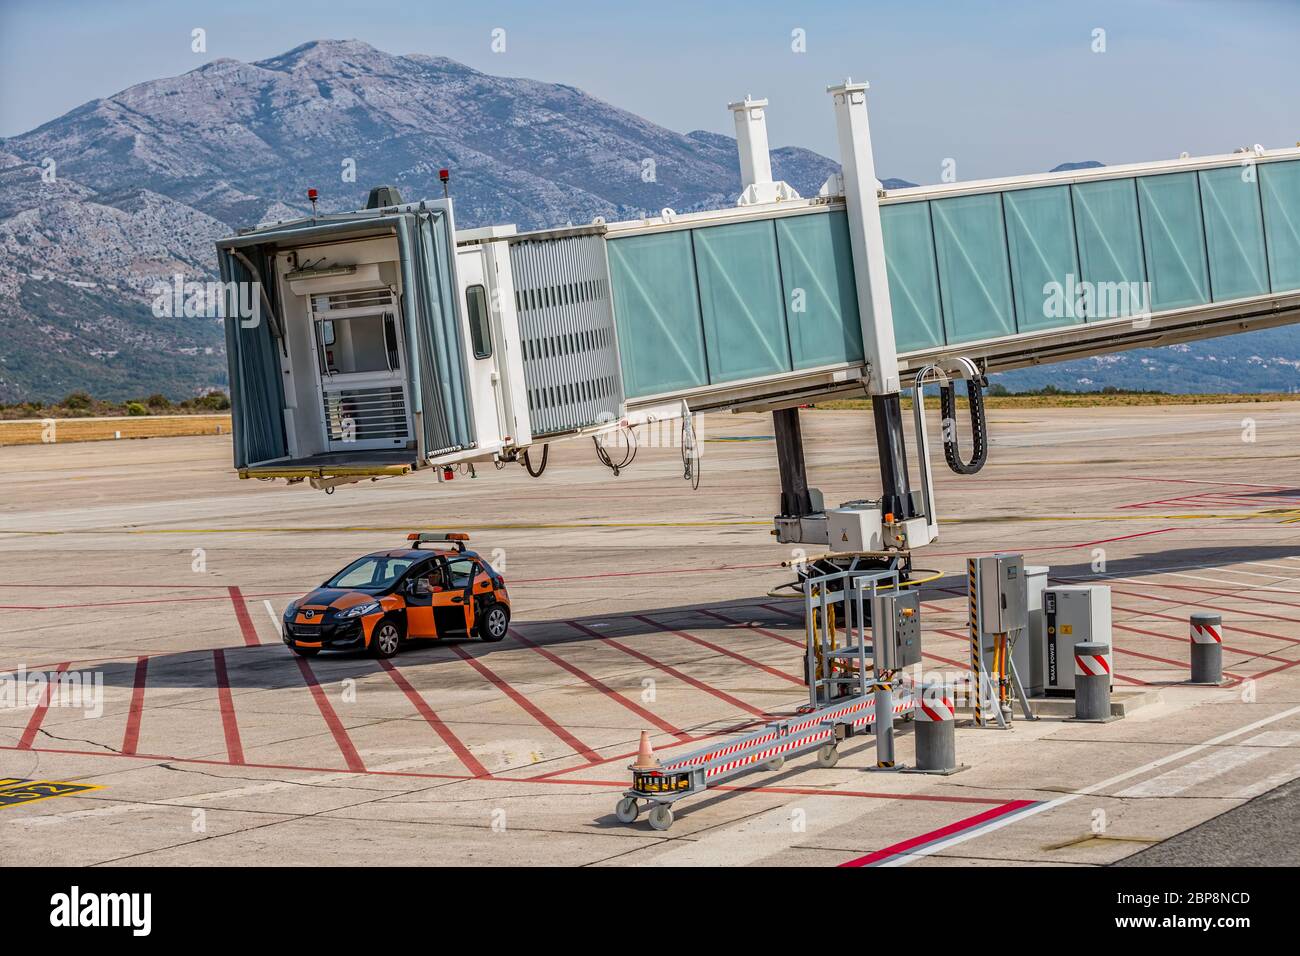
[873,590,921,670]
[1043,585,1112,693]
[976,553,1027,635]
[1021,565,1050,698]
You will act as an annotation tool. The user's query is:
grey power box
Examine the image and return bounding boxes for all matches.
[976,553,1028,635]
[873,590,921,670]
[1044,585,1112,693]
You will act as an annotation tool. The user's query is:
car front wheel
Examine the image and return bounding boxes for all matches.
[370,620,402,658]
[479,603,510,642]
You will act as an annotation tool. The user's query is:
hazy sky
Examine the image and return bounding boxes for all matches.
[1,0,1297,184]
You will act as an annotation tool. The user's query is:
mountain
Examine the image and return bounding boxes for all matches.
[991,329,1300,395]
[0,42,1292,402]
[0,40,851,402]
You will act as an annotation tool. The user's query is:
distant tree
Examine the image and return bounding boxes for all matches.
[987,383,1010,397]
[125,401,149,416]
[61,391,92,410]
[196,391,231,411]
[145,393,172,409]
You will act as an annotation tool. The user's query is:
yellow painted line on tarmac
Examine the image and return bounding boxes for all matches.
[2,511,1298,538]
[0,519,772,535]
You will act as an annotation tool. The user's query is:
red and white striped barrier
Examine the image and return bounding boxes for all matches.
[1191,619,1222,644]
[1074,651,1111,677]
[916,689,956,722]
[663,691,913,774]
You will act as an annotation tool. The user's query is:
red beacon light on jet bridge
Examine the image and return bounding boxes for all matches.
[307,187,319,216]
[439,168,450,198]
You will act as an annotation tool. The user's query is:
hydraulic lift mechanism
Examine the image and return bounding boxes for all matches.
[769,81,987,585]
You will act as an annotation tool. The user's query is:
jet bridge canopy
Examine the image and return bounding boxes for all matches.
[600,150,1300,411]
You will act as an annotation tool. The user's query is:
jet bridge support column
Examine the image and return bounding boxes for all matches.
[773,407,813,518]
[828,79,916,520]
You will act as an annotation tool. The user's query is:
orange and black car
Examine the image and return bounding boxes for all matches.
[281,533,511,658]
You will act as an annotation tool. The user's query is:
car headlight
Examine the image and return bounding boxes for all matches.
[338,602,380,619]
[284,600,301,618]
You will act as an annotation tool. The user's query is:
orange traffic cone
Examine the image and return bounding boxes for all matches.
[629,730,661,770]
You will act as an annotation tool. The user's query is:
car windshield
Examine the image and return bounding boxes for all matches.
[325,556,413,591]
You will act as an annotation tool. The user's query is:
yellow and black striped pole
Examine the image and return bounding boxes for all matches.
[967,558,982,726]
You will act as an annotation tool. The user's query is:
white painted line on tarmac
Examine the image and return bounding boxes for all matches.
[883,703,1300,866]
[1115,747,1267,798]
[264,600,280,632]
[1236,561,1300,576]
[1154,570,1300,595]
[1230,762,1300,799]
[1113,732,1300,798]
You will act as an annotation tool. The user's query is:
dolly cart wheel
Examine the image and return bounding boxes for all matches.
[816,743,839,768]
[648,805,674,831]
[615,796,639,824]
[764,755,786,771]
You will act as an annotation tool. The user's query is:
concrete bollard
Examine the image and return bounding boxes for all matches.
[903,682,967,775]
[1073,641,1112,721]
[1189,612,1224,684]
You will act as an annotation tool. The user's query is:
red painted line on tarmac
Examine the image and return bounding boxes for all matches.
[635,615,803,685]
[924,528,1177,560]
[713,783,1006,806]
[839,799,1042,867]
[378,658,488,777]
[0,593,258,611]
[0,741,1010,805]
[229,586,261,646]
[294,656,365,772]
[509,628,689,741]
[523,717,771,781]
[759,602,802,620]
[1111,615,1289,665]
[17,661,70,749]
[212,649,244,765]
[1106,586,1300,645]
[567,621,770,719]
[934,627,1149,686]
[698,608,803,647]
[121,657,149,755]
[1138,581,1300,612]
[1226,654,1300,686]
[450,644,602,762]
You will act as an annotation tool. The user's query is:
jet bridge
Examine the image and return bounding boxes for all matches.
[217,78,1300,553]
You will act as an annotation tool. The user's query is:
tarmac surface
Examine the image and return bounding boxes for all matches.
[2,403,1300,867]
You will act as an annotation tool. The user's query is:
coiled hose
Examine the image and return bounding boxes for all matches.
[938,376,988,474]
